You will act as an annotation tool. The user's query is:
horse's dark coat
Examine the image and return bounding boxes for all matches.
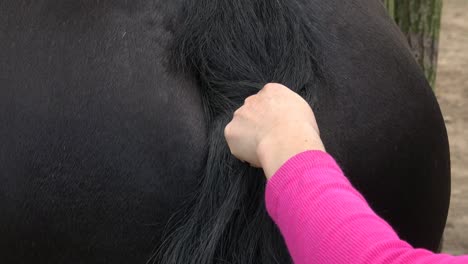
[0,0,450,263]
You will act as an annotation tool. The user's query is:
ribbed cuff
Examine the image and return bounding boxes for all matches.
[265,150,347,220]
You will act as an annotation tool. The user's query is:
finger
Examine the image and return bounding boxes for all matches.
[233,107,243,117]
[261,82,285,93]
[224,122,231,139]
[244,95,255,105]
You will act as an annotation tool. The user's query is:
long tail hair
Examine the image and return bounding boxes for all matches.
[151,0,325,263]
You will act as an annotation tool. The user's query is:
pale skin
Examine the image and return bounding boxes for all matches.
[224,83,325,179]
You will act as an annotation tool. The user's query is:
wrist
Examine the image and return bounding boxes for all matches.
[256,124,325,179]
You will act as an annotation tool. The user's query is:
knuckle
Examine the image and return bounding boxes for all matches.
[244,95,256,104]
[263,83,274,91]
[224,123,231,136]
[264,83,279,90]
[262,83,283,96]
[233,107,243,116]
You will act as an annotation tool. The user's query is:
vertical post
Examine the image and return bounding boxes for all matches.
[385,0,395,20]
[383,0,443,88]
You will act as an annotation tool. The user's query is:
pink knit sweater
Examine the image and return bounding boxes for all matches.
[265,150,468,264]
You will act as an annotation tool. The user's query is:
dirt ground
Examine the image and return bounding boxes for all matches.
[435,0,468,255]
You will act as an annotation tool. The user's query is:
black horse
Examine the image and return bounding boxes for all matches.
[0,0,450,263]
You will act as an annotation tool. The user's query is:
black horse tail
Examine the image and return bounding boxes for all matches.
[151,0,325,263]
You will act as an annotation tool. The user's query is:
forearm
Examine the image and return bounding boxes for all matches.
[265,150,468,264]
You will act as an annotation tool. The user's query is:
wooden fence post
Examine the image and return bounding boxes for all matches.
[383,0,443,88]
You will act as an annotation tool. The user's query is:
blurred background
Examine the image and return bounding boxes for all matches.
[436,0,467,255]
[384,0,467,255]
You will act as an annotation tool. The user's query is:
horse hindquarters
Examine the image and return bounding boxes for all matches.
[156,0,450,262]
[0,0,450,263]
[0,1,208,263]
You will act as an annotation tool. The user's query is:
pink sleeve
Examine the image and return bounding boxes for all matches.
[265,150,468,264]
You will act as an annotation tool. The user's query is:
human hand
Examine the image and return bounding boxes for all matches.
[224,83,325,179]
